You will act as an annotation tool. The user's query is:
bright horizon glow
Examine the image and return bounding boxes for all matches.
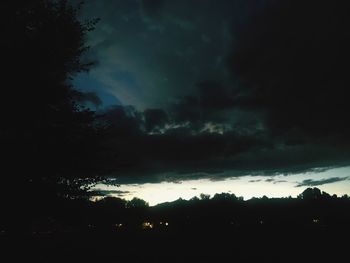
[92,166,350,206]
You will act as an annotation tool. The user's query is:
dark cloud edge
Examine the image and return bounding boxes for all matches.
[103,164,350,185]
[295,177,350,188]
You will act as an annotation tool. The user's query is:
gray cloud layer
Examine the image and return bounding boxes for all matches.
[69,0,350,184]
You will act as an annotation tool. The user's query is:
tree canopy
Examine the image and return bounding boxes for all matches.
[0,0,101,200]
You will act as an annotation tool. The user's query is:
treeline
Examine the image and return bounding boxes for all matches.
[2,187,350,234]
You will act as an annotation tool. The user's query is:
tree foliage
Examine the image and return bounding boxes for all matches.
[0,0,101,199]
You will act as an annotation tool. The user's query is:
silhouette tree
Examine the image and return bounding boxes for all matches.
[0,0,101,205]
[200,193,211,201]
[298,188,322,200]
[341,194,349,200]
[126,198,149,209]
[97,196,127,210]
[212,193,238,202]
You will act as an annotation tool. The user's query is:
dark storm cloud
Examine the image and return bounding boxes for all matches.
[74,0,264,109]
[97,105,144,136]
[141,0,165,18]
[228,0,350,142]
[74,91,102,107]
[196,81,235,111]
[144,108,168,132]
[169,80,240,126]
[94,105,350,184]
[296,177,349,188]
[70,0,350,184]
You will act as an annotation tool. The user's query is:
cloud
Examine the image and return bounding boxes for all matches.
[249,179,261,183]
[228,0,350,143]
[141,0,165,18]
[90,189,131,196]
[75,0,253,110]
[71,0,350,185]
[97,105,143,136]
[74,91,102,107]
[195,80,235,111]
[273,180,287,184]
[144,108,169,132]
[263,178,287,184]
[93,104,350,184]
[296,177,349,188]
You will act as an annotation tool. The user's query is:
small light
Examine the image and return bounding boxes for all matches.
[142,222,154,229]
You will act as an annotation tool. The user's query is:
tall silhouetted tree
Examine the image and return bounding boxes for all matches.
[0,0,101,205]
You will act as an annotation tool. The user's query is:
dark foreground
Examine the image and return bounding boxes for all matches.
[1,225,349,263]
[2,188,349,262]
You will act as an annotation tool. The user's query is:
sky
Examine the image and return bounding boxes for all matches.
[93,166,350,205]
[72,0,350,203]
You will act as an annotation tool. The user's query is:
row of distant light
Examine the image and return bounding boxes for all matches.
[116,218,321,229]
[141,221,169,229]
[115,221,170,230]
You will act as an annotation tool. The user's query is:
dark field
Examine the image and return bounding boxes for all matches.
[1,190,350,262]
[2,225,349,262]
